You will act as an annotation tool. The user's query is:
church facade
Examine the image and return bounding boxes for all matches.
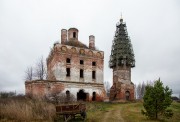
[25,28,105,101]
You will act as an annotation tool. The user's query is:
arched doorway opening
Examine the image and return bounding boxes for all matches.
[125,91,130,100]
[77,89,86,101]
[66,90,70,95]
[66,90,70,102]
[92,92,96,101]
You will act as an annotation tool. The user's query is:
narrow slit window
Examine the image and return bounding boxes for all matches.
[92,71,96,79]
[80,69,84,78]
[66,68,70,76]
[80,60,84,65]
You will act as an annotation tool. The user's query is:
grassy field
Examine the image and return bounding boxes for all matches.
[0,98,180,122]
[84,101,180,122]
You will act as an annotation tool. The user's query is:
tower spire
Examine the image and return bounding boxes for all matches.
[120,13,123,23]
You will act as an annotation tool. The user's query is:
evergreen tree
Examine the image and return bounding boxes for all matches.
[142,78,173,119]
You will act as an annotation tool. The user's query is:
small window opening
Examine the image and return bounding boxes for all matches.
[92,62,96,66]
[80,69,84,78]
[92,71,96,79]
[80,60,84,65]
[66,58,71,63]
[66,68,70,76]
[73,32,76,38]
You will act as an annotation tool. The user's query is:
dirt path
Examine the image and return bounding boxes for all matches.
[101,107,124,122]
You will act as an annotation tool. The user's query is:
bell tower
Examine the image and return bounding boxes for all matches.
[109,17,135,101]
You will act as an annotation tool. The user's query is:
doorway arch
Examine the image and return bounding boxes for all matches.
[77,89,86,101]
[66,90,70,102]
[125,91,130,100]
[92,92,96,101]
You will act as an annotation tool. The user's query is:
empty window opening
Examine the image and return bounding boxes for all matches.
[92,71,96,79]
[80,69,84,78]
[73,32,76,38]
[66,58,71,63]
[80,60,84,65]
[77,89,86,101]
[92,92,96,101]
[66,68,70,77]
[92,62,96,66]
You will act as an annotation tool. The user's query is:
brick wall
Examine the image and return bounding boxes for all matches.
[47,44,104,84]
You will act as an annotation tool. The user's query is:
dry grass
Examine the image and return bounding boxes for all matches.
[0,98,56,122]
[85,101,180,122]
[0,99,179,122]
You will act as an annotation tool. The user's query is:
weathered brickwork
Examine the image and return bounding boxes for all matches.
[25,28,105,101]
[25,80,65,98]
[47,44,104,83]
[109,66,135,101]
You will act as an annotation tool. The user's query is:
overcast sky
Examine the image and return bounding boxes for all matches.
[0,0,180,95]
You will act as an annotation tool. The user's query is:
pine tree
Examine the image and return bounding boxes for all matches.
[142,78,173,119]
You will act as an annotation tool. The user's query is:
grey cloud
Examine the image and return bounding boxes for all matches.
[0,0,180,96]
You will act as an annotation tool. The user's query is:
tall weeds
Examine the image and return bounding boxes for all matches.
[0,98,56,121]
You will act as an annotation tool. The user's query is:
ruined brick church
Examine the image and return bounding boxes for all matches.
[25,17,135,102]
[25,28,105,101]
[109,17,135,101]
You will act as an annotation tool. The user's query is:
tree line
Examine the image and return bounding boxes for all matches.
[135,81,154,100]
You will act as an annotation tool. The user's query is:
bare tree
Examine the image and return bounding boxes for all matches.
[141,81,146,98]
[35,56,47,80]
[136,81,150,99]
[104,81,111,96]
[24,66,33,81]
[136,83,142,99]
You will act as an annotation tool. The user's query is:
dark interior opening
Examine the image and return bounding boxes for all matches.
[66,58,71,63]
[92,62,96,66]
[65,90,70,102]
[92,92,96,101]
[77,89,86,101]
[92,71,96,79]
[66,90,70,95]
[80,69,84,78]
[80,60,84,65]
[73,32,76,38]
[125,91,130,100]
[66,68,70,76]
